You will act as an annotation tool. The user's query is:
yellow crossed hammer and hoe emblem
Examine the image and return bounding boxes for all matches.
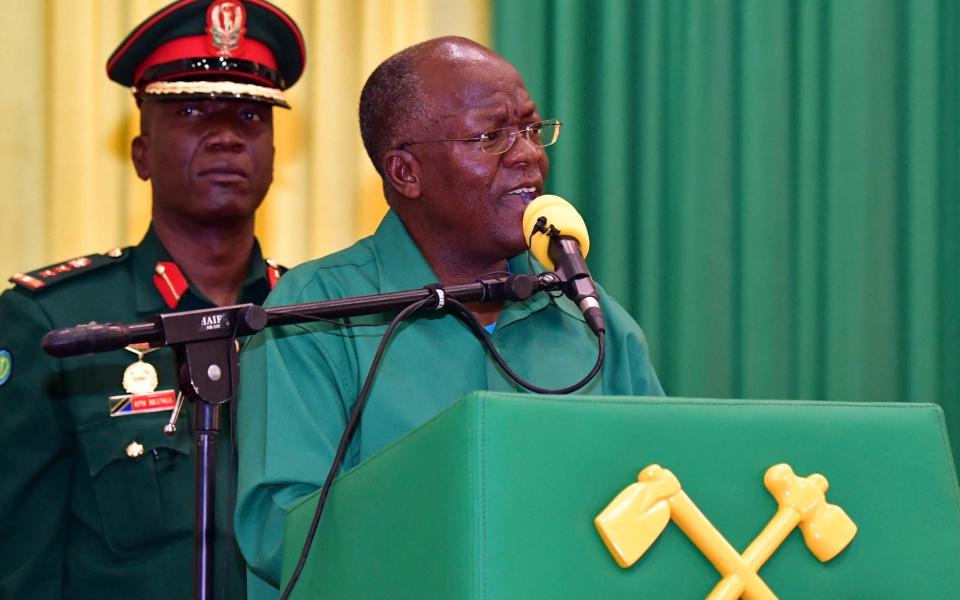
[594,464,858,600]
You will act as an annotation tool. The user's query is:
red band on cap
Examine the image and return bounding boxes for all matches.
[133,35,278,86]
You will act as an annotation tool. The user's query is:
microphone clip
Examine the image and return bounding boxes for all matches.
[422,284,447,310]
[532,216,562,240]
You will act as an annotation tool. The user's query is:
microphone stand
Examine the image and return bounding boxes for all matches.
[41,272,561,600]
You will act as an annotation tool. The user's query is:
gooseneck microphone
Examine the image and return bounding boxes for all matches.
[522,194,605,336]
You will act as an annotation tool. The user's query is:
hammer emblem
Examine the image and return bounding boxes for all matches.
[594,464,857,600]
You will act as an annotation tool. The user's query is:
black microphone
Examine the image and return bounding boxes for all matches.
[522,195,606,336]
[42,322,161,357]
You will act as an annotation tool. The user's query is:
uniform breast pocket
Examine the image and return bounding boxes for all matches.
[77,414,193,554]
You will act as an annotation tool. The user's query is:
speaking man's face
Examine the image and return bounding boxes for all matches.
[409,52,550,264]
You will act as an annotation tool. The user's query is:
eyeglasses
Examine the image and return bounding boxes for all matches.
[401,119,563,155]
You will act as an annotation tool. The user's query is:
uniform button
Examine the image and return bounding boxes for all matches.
[107,247,123,258]
[126,440,145,458]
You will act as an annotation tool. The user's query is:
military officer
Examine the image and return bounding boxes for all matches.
[0,1,305,598]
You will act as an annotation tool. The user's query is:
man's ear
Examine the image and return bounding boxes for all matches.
[383,149,421,199]
[131,135,150,181]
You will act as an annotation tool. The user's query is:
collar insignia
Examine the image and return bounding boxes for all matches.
[153,261,189,309]
[266,258,282,289]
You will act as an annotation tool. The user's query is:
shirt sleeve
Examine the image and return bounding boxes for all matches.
[596,288,665,397]
[234,315,355,593]
[0,290,71,597]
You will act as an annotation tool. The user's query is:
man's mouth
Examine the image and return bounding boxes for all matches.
[198,165,248,181]
[503,186,540,203]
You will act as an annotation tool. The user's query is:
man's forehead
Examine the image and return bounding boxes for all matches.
[419,58,531,106]
[465,89,536,117]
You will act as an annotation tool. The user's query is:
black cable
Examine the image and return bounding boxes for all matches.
[525,225,540,275]
[279,295,435,600]
[279,278,606,597]
[446,296,605,394]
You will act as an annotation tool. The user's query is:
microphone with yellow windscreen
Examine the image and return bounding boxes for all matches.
[523,195,591,270]
[523,195,605,336]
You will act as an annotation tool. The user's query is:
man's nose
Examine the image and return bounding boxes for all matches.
[501,132,543,166]
[204,118,246,153]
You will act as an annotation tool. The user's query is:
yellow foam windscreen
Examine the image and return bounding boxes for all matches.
[522,194,590,271]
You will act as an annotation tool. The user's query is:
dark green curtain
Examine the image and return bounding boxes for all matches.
[495,0,960,460]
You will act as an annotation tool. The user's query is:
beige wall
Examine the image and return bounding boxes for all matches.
[0,0,489,279]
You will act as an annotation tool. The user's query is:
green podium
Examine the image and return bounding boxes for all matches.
[281,393,960,598]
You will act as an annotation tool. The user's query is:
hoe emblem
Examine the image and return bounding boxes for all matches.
[595,464,857,600]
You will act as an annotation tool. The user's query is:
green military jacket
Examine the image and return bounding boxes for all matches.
[235,210,664,597]
[0,227,280,599]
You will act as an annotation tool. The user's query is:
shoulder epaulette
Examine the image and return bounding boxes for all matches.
[9,247,130,292]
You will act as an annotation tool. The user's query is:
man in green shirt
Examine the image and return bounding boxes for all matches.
[0,1,305,598]
[235,36,664,596]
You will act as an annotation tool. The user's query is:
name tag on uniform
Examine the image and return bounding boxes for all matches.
[110,390,178,416]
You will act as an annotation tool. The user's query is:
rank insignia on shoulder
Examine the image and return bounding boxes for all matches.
[9,272,46,290]
[8,251,125,292]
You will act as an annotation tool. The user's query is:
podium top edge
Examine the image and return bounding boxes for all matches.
[316,393,949,499]
[465,391,945,412]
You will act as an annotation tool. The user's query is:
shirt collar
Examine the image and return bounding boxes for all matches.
[132,225,271,314]
[370,211,584,326]
[133,226,175,314]
[371,211,446,294]
[499,253,585,326]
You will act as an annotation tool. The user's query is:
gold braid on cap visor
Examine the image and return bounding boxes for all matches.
[139,80,287,104]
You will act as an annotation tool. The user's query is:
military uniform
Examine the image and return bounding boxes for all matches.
[0,227,284,598]
[0,0,306,596]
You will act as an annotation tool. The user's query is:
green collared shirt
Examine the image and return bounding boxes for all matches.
[0,226,274,600]
[235,211,663,596]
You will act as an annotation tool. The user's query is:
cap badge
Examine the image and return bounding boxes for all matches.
[207,0,247,57]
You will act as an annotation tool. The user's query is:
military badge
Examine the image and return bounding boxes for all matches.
[0,349,11,386]
[109,345,176,416]
[207,0,247,57]
[122,357,159,396]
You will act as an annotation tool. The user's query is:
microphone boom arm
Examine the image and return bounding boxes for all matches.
[42,272,559,359]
